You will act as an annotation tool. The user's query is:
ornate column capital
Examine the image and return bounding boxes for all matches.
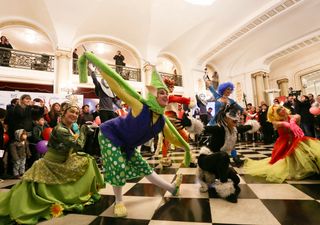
[252,71,266,78]
[276,78,289,85]
[55,49,72,58]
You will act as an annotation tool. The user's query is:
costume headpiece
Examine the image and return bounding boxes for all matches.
[267,104,290,122]
[61,96,80,116]
[218,82,234,96]
[215,103,240,126]
[144,68,169,114]
[164,77,175,91]
[225,104,240,121]
[146,69,169,93]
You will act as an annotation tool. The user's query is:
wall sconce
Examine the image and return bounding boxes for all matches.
[61,82,78,95]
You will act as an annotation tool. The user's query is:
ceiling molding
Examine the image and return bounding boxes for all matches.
[198,0,303,65]
[265,33,320,65]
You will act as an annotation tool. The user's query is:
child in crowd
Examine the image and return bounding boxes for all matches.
[9,129,31,178]
[32,117,48,143]
[32,117,49,157]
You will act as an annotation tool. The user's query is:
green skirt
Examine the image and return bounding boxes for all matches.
[98,132,153,186]
[0,155,104,225]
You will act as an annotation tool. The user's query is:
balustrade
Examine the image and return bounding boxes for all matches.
[0,47,54,72]
[159,72,183,87]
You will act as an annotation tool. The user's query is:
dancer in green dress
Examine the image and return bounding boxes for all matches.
[0,102,104,224]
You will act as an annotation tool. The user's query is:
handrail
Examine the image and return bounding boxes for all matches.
[0,47,55,72]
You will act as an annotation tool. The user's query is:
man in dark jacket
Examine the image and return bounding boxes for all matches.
[113,50,125,75]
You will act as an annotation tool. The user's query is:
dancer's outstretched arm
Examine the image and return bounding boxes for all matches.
[78,52,143,116]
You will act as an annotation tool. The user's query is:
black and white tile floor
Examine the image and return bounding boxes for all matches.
[1,142,320,225]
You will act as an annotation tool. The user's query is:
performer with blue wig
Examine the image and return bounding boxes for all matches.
[204,80,255,167]
[206,80,243,126]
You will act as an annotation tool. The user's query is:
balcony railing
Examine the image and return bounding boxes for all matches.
[73,59,141,82]
[0,47,55,72]
[159,72,183,87]
[0,48,181,86]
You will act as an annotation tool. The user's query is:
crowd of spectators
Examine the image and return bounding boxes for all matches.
[0,95,127,180]
[192,92,320,145]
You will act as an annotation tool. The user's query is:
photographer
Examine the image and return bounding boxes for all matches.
[113,50,125,75]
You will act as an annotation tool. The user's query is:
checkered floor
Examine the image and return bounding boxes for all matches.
[1,142,320,225]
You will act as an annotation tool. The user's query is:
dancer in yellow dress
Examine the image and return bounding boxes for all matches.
[244,104,320,183]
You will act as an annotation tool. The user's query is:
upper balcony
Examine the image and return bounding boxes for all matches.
[0,47,54,72]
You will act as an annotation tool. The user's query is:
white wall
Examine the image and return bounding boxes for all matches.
[0,66,54,84]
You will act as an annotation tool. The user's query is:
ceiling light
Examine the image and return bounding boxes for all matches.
[96,43,111,54]
[185,0,216,6]
[96,43,106,54]
[25,29,37,44]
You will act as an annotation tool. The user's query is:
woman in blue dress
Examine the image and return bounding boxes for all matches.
[206,80,243,126]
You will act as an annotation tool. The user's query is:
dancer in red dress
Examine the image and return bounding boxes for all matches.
[244,105,320,183]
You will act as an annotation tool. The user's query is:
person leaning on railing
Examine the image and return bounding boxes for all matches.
[0,36,13,67]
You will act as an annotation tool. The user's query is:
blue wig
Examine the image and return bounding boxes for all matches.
[218,82,234,96]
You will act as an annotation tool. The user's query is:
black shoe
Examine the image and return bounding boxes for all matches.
[234,185,241,196]
[226,193,238,203]
[233,156,244,168]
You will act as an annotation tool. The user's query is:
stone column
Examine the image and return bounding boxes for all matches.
[54,49,72,94]
[277,78,289,96]
[142,62,153,98]
[263,73,270,104]
[252,71,266,106]
[265,89,281,105]
[251,75,257,106]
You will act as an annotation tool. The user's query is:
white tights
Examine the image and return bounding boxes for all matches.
[112,171,175,202]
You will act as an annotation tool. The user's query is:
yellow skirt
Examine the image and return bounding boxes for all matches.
[244,138,320,183]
